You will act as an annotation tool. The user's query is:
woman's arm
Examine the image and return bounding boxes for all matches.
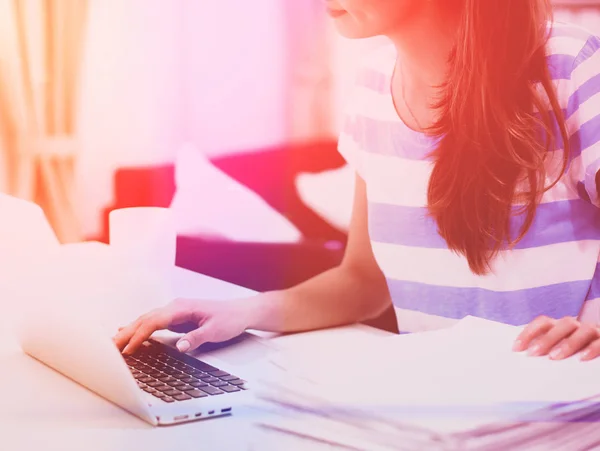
[114,174,391,353]
[245,174,391,333]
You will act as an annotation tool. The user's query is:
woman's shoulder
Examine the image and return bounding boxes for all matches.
[547,21,599,60]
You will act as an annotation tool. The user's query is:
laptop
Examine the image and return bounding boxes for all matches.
[1,193,252,426]
[17,306,253,426]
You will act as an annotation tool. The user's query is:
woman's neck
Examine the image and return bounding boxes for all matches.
[386,5,461,128]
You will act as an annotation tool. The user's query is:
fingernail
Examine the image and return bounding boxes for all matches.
[177,340,190,353]
[528,344,541,356]
[549,347,563,360]
[512,340,523,351]
[581,350,591,361]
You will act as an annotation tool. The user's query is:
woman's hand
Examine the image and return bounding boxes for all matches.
[513,316,600,361]
[113,297,257,355]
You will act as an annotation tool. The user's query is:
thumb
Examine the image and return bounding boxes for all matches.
[176,325,212,353]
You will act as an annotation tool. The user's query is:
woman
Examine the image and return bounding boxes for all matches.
[115,0,600,361]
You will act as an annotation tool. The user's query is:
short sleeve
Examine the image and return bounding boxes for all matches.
[568,35,600,207]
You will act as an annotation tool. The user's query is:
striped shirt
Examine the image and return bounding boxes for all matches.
[338,22,600,333]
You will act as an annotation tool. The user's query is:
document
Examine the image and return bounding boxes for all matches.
[252,316,600,449]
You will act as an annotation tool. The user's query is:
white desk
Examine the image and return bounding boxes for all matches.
[0,243,390,451]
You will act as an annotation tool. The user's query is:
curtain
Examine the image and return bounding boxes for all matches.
[0,0,88,243]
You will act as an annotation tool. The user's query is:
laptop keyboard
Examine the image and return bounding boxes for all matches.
[123,339,247,403]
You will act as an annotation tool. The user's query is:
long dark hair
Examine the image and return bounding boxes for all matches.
[427,0,569,275]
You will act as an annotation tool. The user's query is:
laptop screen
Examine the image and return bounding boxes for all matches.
[0,193,60,257]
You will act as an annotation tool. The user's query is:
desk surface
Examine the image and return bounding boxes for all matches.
[0,243,389,451]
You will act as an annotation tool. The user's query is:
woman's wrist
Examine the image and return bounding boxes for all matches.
[240,290,285,331]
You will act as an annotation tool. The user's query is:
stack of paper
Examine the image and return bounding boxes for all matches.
[250,317,600,450]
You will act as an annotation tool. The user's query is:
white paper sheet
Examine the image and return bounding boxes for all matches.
[256,316,600,439]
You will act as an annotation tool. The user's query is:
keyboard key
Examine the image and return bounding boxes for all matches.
[143,387,156,393]
[164,369,179,375]
[208,371,229,378]
[147,371,163,378]
[168,381,186,388]
[190,381,209,388]
[221,385,241,393]
[179,385,195,392]
[147,381,164,388]
[181,377,196,384]
[199,386,224,396]
[162,397,175,403]
[164,389,182,397]
[155,385,173,392]
[152,391,166,398]
[228,380,245,386]
[187,389,208,398]
[158,376,177,383]
[190,371,205,377]
[210,381,228,387]
[145,340,218,372]
[200,376,218,383]
[191,361,218,372]
[173,393,192,401]
[220,375,239,382]
[139,377,154,383]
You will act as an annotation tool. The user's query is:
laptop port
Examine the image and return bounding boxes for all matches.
[208,410,215,415]
[221,408,232,413]
[195,413,202,418]
[174,415,189,421]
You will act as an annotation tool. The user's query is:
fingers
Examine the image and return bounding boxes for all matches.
[527,316,579,357]
[113,309,158,351]
[551,323,599,360]
[513,315,555,352]
[581,337,600,361]
[113,299,203,355]
[113,319,143,351]
[514,316,600,361]
[177,323,214,353]
[122,311,172,355]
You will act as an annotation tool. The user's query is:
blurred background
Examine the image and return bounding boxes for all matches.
[0,0,598,303]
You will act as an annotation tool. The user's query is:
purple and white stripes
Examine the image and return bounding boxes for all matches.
[338,22,600,332]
